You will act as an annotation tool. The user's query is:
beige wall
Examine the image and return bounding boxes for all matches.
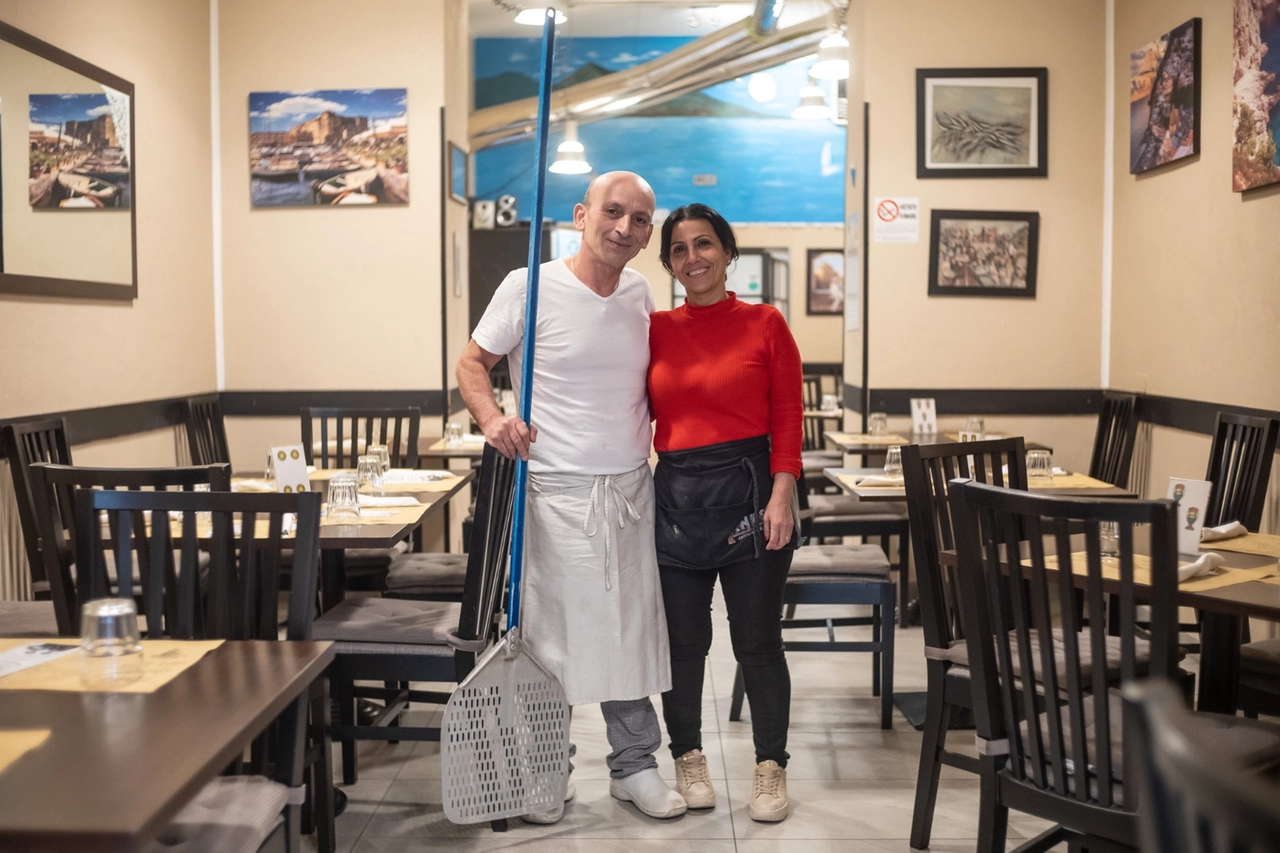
[0,0,216,419]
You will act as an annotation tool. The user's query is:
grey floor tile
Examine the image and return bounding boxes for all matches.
[718,729,969,782]
[355,838,737,852]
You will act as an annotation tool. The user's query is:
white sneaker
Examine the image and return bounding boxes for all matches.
[674,749,717,809]
[522,777,576,825]
[610,767,688,819]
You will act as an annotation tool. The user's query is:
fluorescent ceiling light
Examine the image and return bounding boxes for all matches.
[571,96,615,113]
[602,96,643,112]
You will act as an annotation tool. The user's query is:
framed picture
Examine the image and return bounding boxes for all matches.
[927,210,1039,298]
[916,67,1048,178]
[806,249,844,315]
[1233,5,1280,191]
[448,141,468,204]
[1130,18,1200,175]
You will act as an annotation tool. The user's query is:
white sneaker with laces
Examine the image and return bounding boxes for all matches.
[674,749,717,809]
[609,767,688,819]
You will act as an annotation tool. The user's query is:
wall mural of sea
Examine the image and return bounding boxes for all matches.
[474,36,846,223]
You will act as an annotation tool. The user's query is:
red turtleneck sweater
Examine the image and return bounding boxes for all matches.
[648,293,803,478]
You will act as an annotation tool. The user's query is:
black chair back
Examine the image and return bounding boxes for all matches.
[1089,392,1139,487]
[1125,680,1280,853]
[183,394,231,466]
[28,463,231,635]
[302,406,421,470]
[2,418,72,593]
[901,438,1027,656]
[74,487,320,641]
[1203,412,1279,530]
[950,481,1179,835]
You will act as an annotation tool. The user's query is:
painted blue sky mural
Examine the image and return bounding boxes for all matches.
[473,36,846,223]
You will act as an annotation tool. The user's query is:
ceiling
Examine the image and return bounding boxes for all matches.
[470,0,840,39]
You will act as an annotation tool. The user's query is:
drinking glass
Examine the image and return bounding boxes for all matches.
[193,482,212,527]
[264,450,275,481]
[445,422,465,448]
[368,444,391,474]
[327,476,361,521]
[80,598,144,687]
[1027,449,1054,481]
[356,455,384,496]
[820,394,839,415]
[868,411,888,436]
[964,417,986,439]
[1099,521,1120,560]
[883,445,903,478]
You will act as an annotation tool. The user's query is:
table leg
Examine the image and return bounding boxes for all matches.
[321,549,346,614]
[1196,611,1242,714]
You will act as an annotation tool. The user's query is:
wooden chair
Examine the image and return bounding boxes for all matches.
[1203,411,1278,530]
[901,437,1026,849]
[1126,680,1280,853]
[183,393,232,465]
[78,486,326,853]
[301,406,421,470]
[950,482,1280,853]
[1,418,72,603]
[1088,391,1139,487]
[805,492,912,627]
[730,484,897,729]
[27,463,230,636]
[314,443,514,784]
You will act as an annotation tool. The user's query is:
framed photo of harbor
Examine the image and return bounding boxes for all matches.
[927,210,1039,298]
[248,88,408,208]
[28,92,132,210]
[916,68,1048,179]
[448,142,468,205]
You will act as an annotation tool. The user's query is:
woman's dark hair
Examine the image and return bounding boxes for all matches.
[659,203,739,273]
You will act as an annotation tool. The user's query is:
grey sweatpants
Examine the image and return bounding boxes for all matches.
[569,697,662,779]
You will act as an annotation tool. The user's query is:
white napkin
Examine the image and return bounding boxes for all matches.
[358,495,420,507]
[1178,552,1225,583]
[384,469,450,484]
[855,474,905,487]
[459,434,486,445]
[1200,521,1247,542]
[233,479,275,492]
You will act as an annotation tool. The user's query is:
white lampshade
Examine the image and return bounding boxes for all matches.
[549,121,592,174]
[515,8,567,25]
[809,32,850,80]
[791,84,832,120]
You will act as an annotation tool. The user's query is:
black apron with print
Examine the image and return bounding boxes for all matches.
[654,434,798,570]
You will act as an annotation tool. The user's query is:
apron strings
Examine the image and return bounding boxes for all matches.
[582,474,641,591]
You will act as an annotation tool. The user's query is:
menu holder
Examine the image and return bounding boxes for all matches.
[271,445,312,494]
[911,398,937,434]
[1167,477,1213,555]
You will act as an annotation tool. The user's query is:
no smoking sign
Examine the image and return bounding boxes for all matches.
[872,197,919,243]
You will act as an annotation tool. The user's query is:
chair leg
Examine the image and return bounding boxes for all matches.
[910,687,952,848]
[880,584,895,730]
[897,529,911,628]
[976,761,1009,853]
[335,678,358,785]
[871,602,882,698]
[729,663,747,721]
[310,679,335,853]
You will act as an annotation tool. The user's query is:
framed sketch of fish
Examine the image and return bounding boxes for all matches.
[916,68,1048,179]
[1130,18,1200,175]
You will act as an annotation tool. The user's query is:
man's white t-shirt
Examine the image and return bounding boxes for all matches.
[471,258,654,475]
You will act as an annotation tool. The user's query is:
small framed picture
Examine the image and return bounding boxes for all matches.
[927,210,1039,298]
[447,141,468,205]
[806,249,844,315]
[916,67,1048,178]
[1130,18,1200,175]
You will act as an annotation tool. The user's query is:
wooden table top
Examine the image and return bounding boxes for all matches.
[824,467,1134,502]
[824,431,1053,454]
[0,640,334,852]
[420,437,488,459]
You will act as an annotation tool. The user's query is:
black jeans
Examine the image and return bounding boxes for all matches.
[659,546,792,767]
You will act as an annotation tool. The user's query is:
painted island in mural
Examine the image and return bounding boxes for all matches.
[248,88,408,207]
[28,92,131,210]
[474,37,845,223]
[1233,0,1280,191]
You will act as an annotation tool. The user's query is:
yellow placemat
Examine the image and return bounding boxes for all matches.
[836,472,904,491]
[1260,575,1280,585]
[428,437,487,451]
[1041,552,1278,592]
[1202,532,1280,558]
[827,432,910,446]
[0,729,51,774]
[379,476,463,494]
[0,639,223,693]
[1029,473,1117,490]
[250,471,463,494]
[322,504,426,528]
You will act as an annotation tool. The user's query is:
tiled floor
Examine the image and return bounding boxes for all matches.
[312,595,1055,852]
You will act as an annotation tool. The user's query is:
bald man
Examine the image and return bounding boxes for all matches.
[457,172,685,824]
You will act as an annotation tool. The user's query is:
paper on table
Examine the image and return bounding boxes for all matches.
[0,639,224,693]
[384,469,450,483]
[1203,532,1280,558]
[1200,521,1248,542]
[0,729,51,774]
[358,494,420,507]
[232,478,275,493]
[828,432,911,446]
[0,641,79,678]
[855,474,905,487]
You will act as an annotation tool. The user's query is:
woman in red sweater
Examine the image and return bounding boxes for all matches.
[648,203,803,823]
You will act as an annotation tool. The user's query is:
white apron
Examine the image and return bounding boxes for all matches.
[521,463,672,706]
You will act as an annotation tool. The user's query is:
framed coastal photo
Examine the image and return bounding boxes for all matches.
[916,68,1048,178]
[1130,18,1200,175]
[806,249,844,315]
[1233,3,1280,191]
[448,141,468,204]
[928,210,1039,298]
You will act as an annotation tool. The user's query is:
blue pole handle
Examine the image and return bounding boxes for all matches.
[507,11,556,633]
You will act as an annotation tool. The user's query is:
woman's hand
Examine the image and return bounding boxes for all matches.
[762,472,796,550]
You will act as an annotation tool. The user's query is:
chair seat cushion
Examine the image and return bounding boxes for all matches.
[809,494,909,518]
[1241,638,1280,680]
[341,540,411,567]
[143,775,287,853]
[384,553,469,594]
[788,544,891,578]
[313,597,460,647]
[931,631,1156,686]
[0,601,59,637]
[802,452,842,473]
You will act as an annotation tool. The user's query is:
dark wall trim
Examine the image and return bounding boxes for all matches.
[220,391,448,418]
[0,397,186,446]
[1137,393,1280,436]
[802,362,842,376]
[843,385,865,414]
[868,388,1105,418]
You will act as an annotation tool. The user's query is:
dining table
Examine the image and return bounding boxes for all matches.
[825,467,1136,502]
[0,639,335,852]
[824,430,1054,455]
[419,435,488,461]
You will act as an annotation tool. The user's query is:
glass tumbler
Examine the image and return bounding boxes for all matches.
[868,412,888,436]
[1027,449,1054,481]
[327,476,361,521]
[445,422,464,448]
[264,450,275,481]
[80,598,144,687]
[1099,521,1120,560]
[964,417,986,439]
[356,455,384,496]
[883,445,903,477]
[368,444,391,474]
[821,394,839,414]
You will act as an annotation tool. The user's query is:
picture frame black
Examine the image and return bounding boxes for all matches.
[447,141,468,205]
[806,248,844,315]
[916,67,1048,179]
[1129,17,1200,175]
[927,209,1039,298]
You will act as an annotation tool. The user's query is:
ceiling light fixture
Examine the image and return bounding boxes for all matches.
[809,31,849,80]
[747,72,777,103]
[602,96,643,112]
[791,79,831,120]
[549,120,592,174]
[514,7,567,25]
[571,96,614,113]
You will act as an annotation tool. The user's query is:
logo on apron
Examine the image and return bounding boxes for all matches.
[727,509,764,545]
